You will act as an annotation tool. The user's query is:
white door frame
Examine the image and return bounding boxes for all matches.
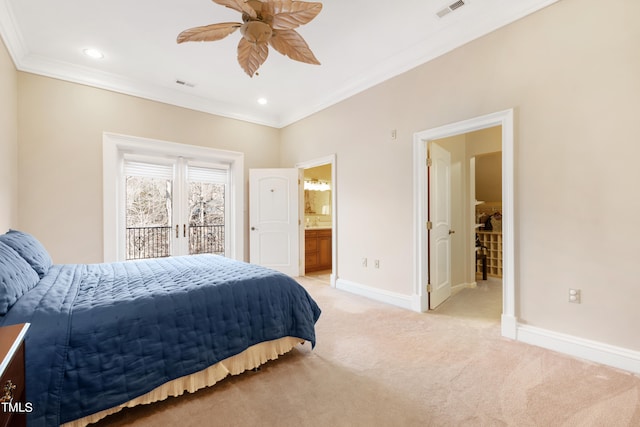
[103,132,245,263]
[296,154,337,287]
[413,109,516,339]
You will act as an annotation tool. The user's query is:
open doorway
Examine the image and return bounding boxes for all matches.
[296,155,337,287]
[413,109,516,339]
[431,128,503,320]
[303,164,332,283]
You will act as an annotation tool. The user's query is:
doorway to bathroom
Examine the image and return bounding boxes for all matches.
[297,155,337,287]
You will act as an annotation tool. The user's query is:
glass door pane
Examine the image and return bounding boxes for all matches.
[125,175,173,260]
[188,180,226,255]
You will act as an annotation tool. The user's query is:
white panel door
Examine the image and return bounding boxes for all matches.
[429,142,452,309]
[249,169,300,276]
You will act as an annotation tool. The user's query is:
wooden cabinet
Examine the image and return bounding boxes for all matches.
[305,229,332,273]
[0,323,29,427]
[476,231,502,278]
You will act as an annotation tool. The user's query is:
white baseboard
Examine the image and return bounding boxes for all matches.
[452,282,477,292]
[330,273,337,287]
[517,324,640,375]
[501,314,518,339]
[335,279,415,310]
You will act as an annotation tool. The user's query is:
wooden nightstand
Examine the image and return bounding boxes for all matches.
[0,324,30,427]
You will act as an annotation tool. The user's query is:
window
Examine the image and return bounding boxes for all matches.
[103,133,244,262]
[122,159,229,260]
[124,160,173,259]
[186,165,228,256]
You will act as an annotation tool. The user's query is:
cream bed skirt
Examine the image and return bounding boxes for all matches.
[62,336,304,427]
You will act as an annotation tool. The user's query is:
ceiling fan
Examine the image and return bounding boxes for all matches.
[177,0,323,77]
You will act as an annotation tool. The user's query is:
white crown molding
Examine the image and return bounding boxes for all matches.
[277,0,560,127]
[0,0,559,129]
[16,53,280,128]
[0,0,27,63]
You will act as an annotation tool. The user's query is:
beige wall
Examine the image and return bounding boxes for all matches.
[280,0,640,351]
[17,74,280,264]
[476,152,502,202]
[0,39,18,231]
[6,0,640,354]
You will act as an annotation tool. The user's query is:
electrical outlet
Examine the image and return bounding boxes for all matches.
[374,259,380,269]
[568,288,581,303]
[362,258,367,267]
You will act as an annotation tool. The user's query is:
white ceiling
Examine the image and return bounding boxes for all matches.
[0,0,558,128]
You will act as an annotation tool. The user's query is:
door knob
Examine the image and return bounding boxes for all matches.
[449,230,455,235]
[251,227,256,231]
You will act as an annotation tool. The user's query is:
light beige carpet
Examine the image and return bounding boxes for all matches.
[93,276,640,427]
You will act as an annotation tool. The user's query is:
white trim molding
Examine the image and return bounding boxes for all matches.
[517,324,640,375]
[336,279,414,311]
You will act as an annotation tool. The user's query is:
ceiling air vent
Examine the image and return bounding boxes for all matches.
[176,79,195,88]
[436,0,467,18]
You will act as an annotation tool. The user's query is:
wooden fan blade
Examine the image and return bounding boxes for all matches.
[269,29,320,65]
[177,22,241,43]
[212,0,258,19]
[265,1,323,30]
[237,39,269,77]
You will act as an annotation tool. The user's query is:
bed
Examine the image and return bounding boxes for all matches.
[0,229,321,427]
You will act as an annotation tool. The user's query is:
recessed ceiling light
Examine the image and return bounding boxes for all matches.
[83,48,104,59]
[257,98,268,105]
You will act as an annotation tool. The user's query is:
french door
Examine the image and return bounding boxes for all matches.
[123,156,229,260]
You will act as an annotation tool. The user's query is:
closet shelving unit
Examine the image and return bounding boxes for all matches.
[475,200,503,278]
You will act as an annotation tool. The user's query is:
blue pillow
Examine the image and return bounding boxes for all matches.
[0,229,52,278]
[0,241,41,314]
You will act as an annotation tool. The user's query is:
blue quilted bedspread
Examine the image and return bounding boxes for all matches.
[0,255,321,426]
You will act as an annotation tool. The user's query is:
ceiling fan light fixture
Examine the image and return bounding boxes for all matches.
[240,21,273,44]
[177,0,323,77]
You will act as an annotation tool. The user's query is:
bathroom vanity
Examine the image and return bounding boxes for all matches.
[305,228,332,273]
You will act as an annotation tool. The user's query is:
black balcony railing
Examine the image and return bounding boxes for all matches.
[126,226,171,260]
[189,224,225,255]
[125,224,224,260]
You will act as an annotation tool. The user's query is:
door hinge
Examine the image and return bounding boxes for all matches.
[426,157,432,167]
[426,283,432,293]
[426,221,432,230]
